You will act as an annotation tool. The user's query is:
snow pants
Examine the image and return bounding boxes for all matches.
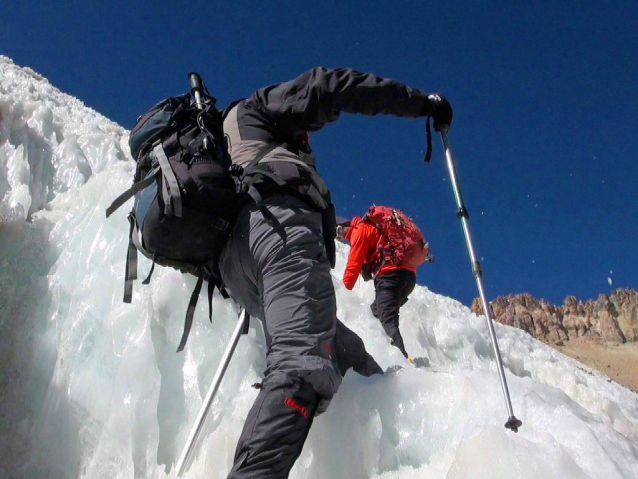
[219,194,343,478]
[370,269,417,357]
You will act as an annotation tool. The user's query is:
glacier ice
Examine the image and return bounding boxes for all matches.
[1,56,637,479]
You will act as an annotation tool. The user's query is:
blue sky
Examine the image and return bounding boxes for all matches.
[3,1,637,307]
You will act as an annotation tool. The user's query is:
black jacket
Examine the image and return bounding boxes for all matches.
[223,67,433,263]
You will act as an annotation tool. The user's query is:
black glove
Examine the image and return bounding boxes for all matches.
[427,93,453,131]
[360,263,374,282]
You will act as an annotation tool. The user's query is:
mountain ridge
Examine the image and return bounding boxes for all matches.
[471,287,638,346]
[471,288,638,392]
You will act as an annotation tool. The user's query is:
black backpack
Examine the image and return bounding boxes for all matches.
[106,73,264,351]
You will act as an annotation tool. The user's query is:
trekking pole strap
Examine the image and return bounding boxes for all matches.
[423,118,433,163]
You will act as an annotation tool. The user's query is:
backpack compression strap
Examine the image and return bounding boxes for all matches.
[105,165,160,218]
[104,141,182,219]
[171,143,280,352]
[123,213,138,303]
[176,274,234,352]
[153,143,183,217]
[177,275,205,352]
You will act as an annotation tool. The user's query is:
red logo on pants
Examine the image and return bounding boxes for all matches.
[284,397,309,419]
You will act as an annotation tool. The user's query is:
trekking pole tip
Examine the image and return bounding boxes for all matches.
[504,416,523,433]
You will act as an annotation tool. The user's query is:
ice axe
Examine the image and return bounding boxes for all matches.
[436,125,522,433]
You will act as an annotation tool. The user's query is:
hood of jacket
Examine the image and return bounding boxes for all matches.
[344,216,363,240]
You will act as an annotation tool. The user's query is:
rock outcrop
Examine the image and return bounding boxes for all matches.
[471,288,638,345]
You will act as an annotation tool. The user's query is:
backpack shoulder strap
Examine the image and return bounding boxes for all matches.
[242,142,278,173]
[222,98,245,120]
[240,143,286,225]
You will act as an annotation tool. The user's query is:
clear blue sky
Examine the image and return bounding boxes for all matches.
[3,1,636,307]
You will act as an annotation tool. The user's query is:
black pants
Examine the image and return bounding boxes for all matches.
[227,372,318,479]
[370,269,416,357]
[221,195,387,478]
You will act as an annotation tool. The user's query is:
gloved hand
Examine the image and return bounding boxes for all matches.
[360,263,374,282]
[427,93,453,131]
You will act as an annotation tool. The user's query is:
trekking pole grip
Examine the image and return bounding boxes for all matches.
[187,71,206,110]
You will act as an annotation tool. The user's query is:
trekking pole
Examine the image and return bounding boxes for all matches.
[176,308,249,476]
[437,126,523,433]
[188,71,211,150]
[188,72,206,110]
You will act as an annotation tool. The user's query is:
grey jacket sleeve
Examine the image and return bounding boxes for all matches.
[250,67,433,132]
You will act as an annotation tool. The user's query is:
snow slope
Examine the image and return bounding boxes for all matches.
[1,56,637,479]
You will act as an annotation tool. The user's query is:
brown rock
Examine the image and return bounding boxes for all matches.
[611,288,638,341]
[592,294,625,343]
[471,288,638,347]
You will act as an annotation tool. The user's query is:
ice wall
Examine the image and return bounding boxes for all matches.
[1,57,637,479]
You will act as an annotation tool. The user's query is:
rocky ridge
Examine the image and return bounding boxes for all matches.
[471,288,638,346]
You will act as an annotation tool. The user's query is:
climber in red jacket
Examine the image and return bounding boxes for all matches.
[337,215,419,359]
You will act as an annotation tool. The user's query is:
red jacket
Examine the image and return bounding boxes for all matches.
[342,217,416,290]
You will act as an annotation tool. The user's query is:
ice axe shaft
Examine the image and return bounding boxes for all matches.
[176,309,249,476]
[438,127,522,433]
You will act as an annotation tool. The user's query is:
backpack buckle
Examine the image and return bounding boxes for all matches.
[215,218,230,231]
